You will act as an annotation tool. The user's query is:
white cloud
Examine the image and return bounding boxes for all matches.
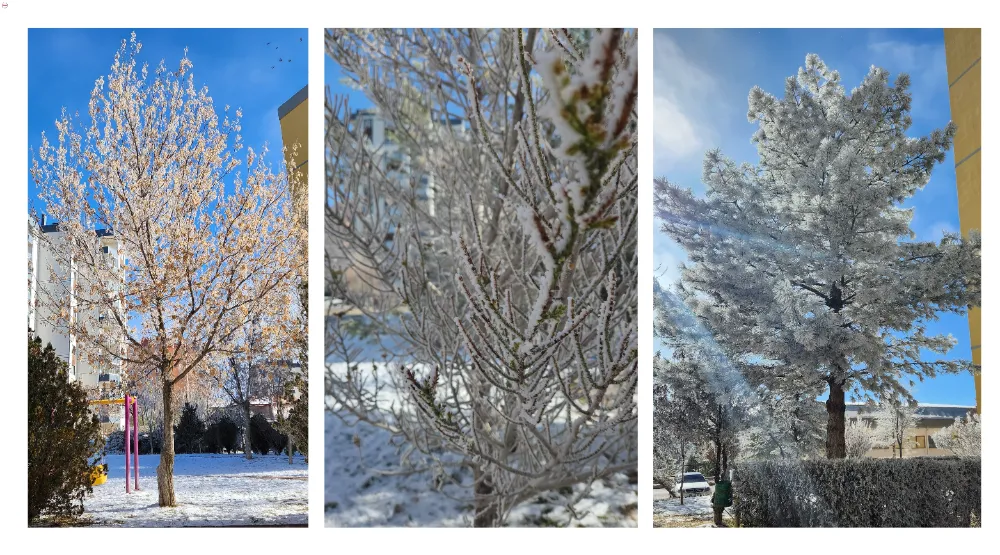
[653,96,702,163]
[866,38,948,118]
[653,32,727,174]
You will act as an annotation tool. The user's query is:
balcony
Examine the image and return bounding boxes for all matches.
[98,373,121,383]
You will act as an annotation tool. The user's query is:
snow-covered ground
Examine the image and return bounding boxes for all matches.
[325,360,637,527]
[653,487,716,527]
[77,454,307,527]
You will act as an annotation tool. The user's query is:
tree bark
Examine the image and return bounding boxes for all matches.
[825,379,847,459]
[473,465,499,527]
[243,401,253,460]
[679,449,685,505]
[156,381,176,507]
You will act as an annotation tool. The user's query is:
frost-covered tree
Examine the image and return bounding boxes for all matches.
[652,379,699,503]
[653,283,750,481]
[874,403,918,458]
[933,412,980,456]
[31,34,305,506]
[740,391,826,460]
[844,418,879,458]
[325,29,637,526]
[654,54,981,459]
[654,278,824,471]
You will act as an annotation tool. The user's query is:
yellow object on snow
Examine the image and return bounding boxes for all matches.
[90,464,108,486]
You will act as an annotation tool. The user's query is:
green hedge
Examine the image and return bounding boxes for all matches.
[734,457,980,527]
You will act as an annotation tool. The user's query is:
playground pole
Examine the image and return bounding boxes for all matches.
[124,393,131,493]
[132,397,140,490]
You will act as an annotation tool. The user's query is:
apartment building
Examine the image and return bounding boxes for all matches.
[28,215,126,392]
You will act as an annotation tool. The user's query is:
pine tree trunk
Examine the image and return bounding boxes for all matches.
[473,465,499,527]
[156,381,176,507]
[243,401,253,460]
[825,379,847,459]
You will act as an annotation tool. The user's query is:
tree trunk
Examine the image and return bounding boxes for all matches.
[473,465,499,527]
[243,401,253,460]
[679,453,685,505]
[288,435,294,464]
[156,382,176,507]
[825,379,847,459]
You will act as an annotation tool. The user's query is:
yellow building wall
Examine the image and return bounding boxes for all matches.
[278,85,308,230]
[944,29,981,413]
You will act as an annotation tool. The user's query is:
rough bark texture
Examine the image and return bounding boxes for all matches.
[156,381,176,507]
[825,379,847,459]
[473,466,499,528]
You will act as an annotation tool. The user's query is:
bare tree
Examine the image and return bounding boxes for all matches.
[325,28,637,526]
[217,317,289,459]
[31,34,305,506]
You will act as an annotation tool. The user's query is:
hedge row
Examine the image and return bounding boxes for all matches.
[734,457,980,527]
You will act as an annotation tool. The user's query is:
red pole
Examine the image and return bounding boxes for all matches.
[124,394,131,493]
[133,397,140,490]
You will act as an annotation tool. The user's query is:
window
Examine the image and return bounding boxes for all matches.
[928,435,937,448]
[362,119,373,141]
[915,435,926,449]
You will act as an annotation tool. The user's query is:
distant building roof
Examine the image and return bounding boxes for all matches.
[39,221,114,238]
[845,402,975,420]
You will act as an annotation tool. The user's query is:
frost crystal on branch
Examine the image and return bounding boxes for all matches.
[654,54,980,459]
[326,28,637,526]
[31,33,305,507]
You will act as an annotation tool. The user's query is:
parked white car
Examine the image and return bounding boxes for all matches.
[673,472,711,496]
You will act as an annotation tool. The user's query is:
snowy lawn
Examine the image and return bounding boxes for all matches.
[326,371,637,528]
[72,453,307,527]
[652,487,721,528]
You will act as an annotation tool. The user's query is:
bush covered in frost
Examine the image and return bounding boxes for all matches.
[734,457,980,527]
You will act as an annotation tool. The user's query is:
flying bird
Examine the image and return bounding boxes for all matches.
[271,66,275,70]
[288,59,292,62]
[266,42,270,45]
[299,37,303,42]
[279,57,283,62]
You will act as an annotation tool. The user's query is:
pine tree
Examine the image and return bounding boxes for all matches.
[655,54,980,459]
[280,371,308,459]
[28,336,104,523]
[173,403,205,454]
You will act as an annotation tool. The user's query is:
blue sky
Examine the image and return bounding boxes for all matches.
[28,28,308,208]
[325,51,374,112]
[653,29,976,406]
